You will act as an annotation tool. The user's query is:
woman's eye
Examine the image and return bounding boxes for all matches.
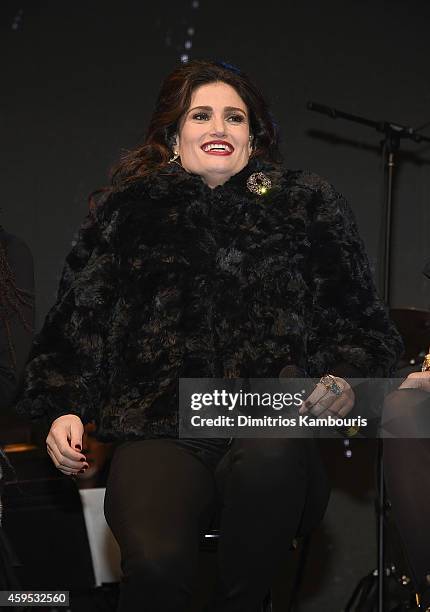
[227,114,245,123]
[192,112,210,121]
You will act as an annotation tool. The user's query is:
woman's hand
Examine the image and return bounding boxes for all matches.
[399,371,430,393]
[46,414,88,475]
[76,422,114,484]
[299,376,355,418]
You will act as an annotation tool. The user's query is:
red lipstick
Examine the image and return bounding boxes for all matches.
[201,140,234,155]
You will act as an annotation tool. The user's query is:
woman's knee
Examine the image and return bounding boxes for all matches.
[121,539,196,589]
[382,389,430,437]
[383,388,430,413]
[117,541,196,612]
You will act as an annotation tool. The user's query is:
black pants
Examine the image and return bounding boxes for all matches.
[104,437,329,612]
[383,388,430,592]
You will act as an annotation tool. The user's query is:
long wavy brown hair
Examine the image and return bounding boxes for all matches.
[108,59,281,191]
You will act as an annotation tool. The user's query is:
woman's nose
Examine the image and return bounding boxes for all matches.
[210,116,226,136]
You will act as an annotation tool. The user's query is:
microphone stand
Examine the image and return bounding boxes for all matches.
[307,102,430,612]
[307,102,430,302]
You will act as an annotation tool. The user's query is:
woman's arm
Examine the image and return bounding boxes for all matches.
[15,192,119,425]
[305,175,403,378]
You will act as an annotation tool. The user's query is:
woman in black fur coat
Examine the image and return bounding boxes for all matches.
[17,60,402,611]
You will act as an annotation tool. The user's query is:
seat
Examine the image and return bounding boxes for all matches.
[201,528,273,612]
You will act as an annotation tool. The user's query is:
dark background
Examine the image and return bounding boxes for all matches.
[2,1,429,609]
[2,0,430,325]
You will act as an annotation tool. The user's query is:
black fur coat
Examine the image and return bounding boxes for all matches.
[17,159,403,440]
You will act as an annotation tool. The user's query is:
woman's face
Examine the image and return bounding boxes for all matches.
[175,81,252,188]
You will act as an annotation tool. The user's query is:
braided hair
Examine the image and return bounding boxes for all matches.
[0,238,33,372]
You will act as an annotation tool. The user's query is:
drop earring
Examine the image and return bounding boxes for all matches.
[169,150,180,163]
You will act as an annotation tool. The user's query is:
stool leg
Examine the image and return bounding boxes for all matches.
[287,534,312,611]
[262,590,272,612]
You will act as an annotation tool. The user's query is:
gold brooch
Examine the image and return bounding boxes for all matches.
[246,172,272,196]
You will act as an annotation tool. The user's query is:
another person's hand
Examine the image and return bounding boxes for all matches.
[46,414,88,475]
[299,375,355,418]
[398,371,430,393]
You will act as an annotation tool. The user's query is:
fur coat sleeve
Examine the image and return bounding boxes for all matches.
[16,194,119,424]
[305,176,402,377]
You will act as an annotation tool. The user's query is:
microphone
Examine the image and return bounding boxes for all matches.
[307,101,337,119]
